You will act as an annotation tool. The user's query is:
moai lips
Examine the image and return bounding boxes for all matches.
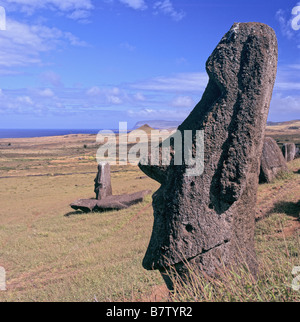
[139,22,278,289]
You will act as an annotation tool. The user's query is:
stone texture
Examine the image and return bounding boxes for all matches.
[282,143,296,162]
[259,137,289,183]
[94,162,113,200]
[70,190,151,213]
[139,22,278,289]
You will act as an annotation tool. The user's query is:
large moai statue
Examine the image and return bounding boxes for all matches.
[139,23,278,289]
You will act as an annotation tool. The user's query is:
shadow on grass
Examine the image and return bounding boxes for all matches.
[267,200,300,219]
[64,208,118,217]
[64,211,85,217]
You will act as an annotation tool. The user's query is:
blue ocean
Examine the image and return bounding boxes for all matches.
[0,129,102,139]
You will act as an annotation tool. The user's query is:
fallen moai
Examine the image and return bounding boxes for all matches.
[70,190,151,213]
[260,137,289,183]
[282,143,296,162]
[139,22,278,290]
[70,162,151,213]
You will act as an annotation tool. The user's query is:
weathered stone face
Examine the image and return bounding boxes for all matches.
[94,162,113,200]
[139,22,278,288]
[282,143,296,162]
[260,137,289,183]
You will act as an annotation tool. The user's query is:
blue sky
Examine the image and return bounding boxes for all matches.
[0,0,299,129]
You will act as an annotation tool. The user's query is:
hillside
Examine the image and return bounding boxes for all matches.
[134,124,155,134]
[0,133,299,302]
[133,120,181,130]
[266,120,300,147]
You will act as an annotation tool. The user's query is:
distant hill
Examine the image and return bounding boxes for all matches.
[135,124,155,134]
[133,120,181,130]
[266,120,300,131]
[267,120,300,127]
[265,120,300,148]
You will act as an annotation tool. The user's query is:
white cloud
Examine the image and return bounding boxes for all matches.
[17,95,34,105]
[86,86,124,105]
[40,71,63,87]
[2,0,94,21]
[64,32,88,47]
[275,81,300,91]
[130,72,208,93]
[87,86,102,96]
[120,42,136,51]
[133,92,146,101]
[67,9,92,23]
[127,107,189,120]
[0,19,88,70]
[171,96,194,108]
[269,63,300,119]
[270,94,300,117]
[119,0,147,10]
[274,65,300,91]
[153,0,186,21]
[275,7,300,47]
[38,88,55,97]
[107,95,122,104]
[275,9,294,39]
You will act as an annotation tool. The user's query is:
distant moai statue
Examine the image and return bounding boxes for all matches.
[282,143,296,162]
[71,161,150,212]
[139,22,278,290]
[94,163,113,200]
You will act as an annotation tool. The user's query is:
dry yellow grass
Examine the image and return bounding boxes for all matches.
[0,134,299,302]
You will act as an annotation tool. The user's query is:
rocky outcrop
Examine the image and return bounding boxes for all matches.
[139,22,278,290]
[260,137,289,183]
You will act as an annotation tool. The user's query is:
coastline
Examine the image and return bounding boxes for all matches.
[0,129,101,139]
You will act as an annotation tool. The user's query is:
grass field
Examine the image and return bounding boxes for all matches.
[0,130,299,302]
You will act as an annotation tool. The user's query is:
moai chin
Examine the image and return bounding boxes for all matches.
[139,22,278,290]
